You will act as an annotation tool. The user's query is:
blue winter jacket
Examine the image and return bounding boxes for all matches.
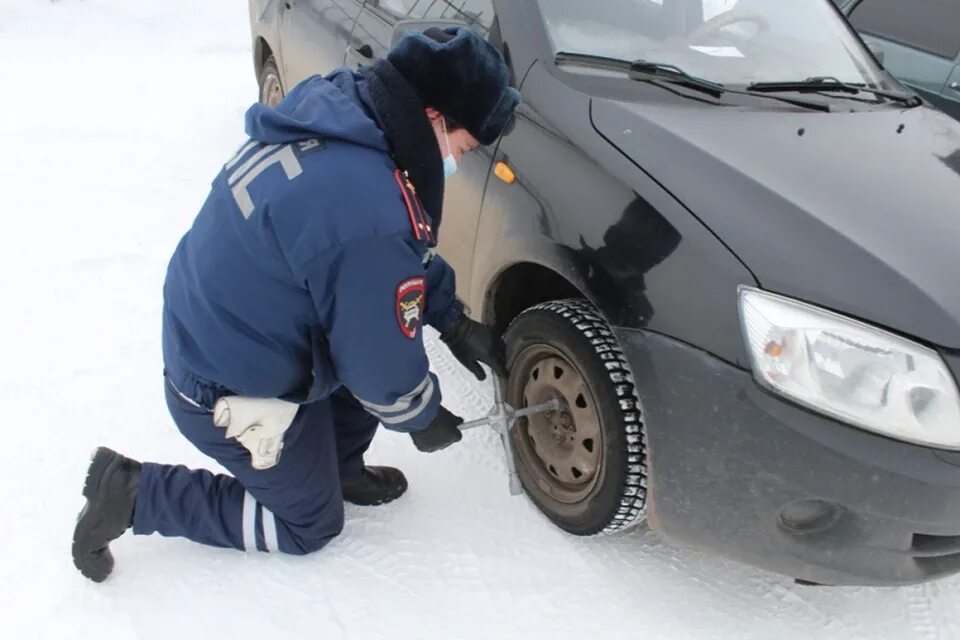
[161,70,463,432]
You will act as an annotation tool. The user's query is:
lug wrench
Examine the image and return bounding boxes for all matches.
[459,376,562,496]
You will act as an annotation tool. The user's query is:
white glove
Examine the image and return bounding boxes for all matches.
[213,396,299,470]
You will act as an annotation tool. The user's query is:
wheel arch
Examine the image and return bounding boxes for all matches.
[254,37,275,80]
[483,261,589,333]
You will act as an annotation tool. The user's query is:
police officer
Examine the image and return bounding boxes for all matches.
[72,27,521,581]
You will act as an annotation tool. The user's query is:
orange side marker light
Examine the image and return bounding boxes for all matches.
[494,161,516,184]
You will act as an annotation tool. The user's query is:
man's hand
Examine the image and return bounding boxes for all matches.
[441,314,509,381]
[410,406,464,452]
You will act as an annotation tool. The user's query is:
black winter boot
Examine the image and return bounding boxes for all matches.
[72,447,142,582]
[342,466,408,506]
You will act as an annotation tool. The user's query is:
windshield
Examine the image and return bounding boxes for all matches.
[541,0,886,87]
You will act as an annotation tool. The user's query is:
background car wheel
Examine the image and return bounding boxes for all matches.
[505,299,648,535]
[258,55,284,107]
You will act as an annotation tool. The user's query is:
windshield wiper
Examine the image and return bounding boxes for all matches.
[554,51,634,73]
[747,76,921,106]
[555,51,724,98]
[630,60,728,99]
[554,51,831,112]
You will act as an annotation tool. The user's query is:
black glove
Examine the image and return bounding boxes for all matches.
[410,406,464,453]
[441,314,509,381]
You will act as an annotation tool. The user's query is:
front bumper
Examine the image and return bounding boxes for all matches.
[616,328,960,586]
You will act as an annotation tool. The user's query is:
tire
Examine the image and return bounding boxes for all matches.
[258,55,284,107]
[504,299,648,535]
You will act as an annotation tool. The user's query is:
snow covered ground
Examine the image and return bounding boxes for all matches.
[1,1,959,638]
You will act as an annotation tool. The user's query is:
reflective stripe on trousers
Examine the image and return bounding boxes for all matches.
[132,381,378,555]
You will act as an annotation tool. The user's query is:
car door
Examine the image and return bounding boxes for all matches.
[350,0,497,298]
[347,1,405,66]
[845,0,960,115]
[349,1,493,66]
[943,62,960,119]
[278,0,364,88]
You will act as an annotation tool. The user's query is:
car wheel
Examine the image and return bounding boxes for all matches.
[505,299,648,535]
[258,55,284,107]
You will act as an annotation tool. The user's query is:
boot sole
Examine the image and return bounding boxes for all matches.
[72,447,117,583]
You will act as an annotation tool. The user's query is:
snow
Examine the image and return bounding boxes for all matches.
[1,1,958,638]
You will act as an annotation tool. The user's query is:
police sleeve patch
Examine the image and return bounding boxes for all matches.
[396,276,426,339]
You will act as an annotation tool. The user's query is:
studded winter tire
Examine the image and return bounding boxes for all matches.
[505,299,648,535]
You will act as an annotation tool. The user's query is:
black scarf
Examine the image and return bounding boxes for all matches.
[359,60,445,237]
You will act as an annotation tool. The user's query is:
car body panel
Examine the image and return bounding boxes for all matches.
[348,1,393,67]
[349,1,495,68]
[621,326,960,586]
[473,63,757,366]
[278,0,362,88]
[592,98,960,349]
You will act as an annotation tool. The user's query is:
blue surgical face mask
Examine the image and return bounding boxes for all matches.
[441,118,458,179]
[443,154,458,179]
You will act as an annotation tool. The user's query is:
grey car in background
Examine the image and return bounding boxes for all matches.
[836,0,960,120]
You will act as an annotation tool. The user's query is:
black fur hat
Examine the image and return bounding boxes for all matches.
[387,26,521,146]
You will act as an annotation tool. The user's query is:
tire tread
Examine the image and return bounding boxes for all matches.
[512,299,648,534]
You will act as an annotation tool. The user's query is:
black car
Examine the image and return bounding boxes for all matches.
[836,0,960,120]
[248,0,960,586]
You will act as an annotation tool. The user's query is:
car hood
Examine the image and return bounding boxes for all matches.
[592,100,960,348]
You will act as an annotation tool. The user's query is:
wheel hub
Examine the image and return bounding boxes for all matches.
[262,73,283,108]
[547,409,576,445]
[515,353,603,503]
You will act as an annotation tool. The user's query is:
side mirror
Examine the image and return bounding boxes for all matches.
[867,42,886,67]
[390,19,470,49]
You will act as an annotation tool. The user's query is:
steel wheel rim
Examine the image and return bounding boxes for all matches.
[513,345,603,504]
[261,73,283,107]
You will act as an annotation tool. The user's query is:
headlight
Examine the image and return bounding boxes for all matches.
[739,286,960,449]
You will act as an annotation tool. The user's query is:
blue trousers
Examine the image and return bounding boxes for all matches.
[132,379,378,555]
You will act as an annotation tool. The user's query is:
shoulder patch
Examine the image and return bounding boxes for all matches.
[396,276,426,340]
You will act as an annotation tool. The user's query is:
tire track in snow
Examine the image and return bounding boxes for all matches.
[762,581,865,638]
[424,330,505,475]
[905,582,941,640]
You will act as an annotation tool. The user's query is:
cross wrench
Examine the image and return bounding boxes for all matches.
[459,376,562,496]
